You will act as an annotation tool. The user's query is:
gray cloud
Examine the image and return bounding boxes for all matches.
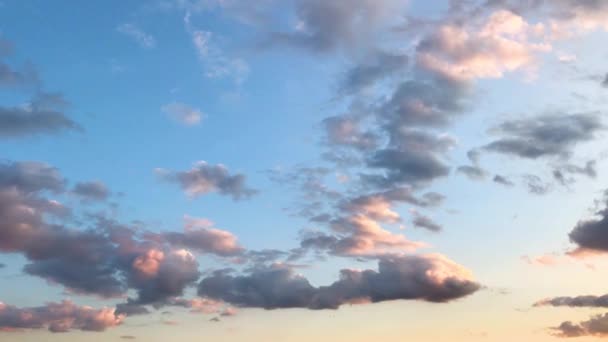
[412,212,442,232]
[156,161,257,200]
[338,52,409,96]
[483,113,604,159]
[72,181,110,202]
[568,191,608,253]
[198,254,479,310]
[493,175,514,187]
[551,314,608,338]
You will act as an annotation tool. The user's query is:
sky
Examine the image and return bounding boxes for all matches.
[3,0,608,340]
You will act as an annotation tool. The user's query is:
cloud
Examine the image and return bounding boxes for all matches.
[365,130,455,188]
[536,294,608,308]
[161,102,203,126]
[160,216,244,256]
[568,191,608,253]
[411,211,442,232]
[338,52,409,96]
[416,10,548,81]
[483,112,604,159]
[117,23,156,48]
[265,0,406,53]
[184,13,249,84]
[72,181,110,202]
[551,314,608,338]
[198,254,480,309]
[457,165,487,181]
[0,37,38,88]
[322,115,379,151]
[0,97,80,138]
[156,161,257,200]
[0,300,123,333]
[493,175,514,186]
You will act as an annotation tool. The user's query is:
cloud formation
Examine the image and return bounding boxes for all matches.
[0,301,123,333]
[198,254,479,310]
[156,161,257,200]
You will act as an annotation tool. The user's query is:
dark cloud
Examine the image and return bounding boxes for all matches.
[0,263,5,268]
[0,101,80,139]
[381,78,470,128]
[493,175,514,187]
[72,181,110,202]
[0,161,66,193]
[551,314,608,338]
[412,212,442,232]
[198,254,479,310]
[536,294,608,308]
[568,191,608,253]
[602,73,608,88]
[483,113,604,159]
[365,129,455,187]
[0,300,123,333]
[156,161,257,200]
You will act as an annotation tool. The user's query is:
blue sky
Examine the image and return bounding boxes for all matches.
[3,0,608,341]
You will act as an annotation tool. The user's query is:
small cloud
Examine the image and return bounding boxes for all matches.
[161,102,203,126]
[117,23,156,49]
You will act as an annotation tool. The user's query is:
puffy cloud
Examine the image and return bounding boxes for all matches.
[0,161,65,193]
[161,102,203,126]
[551,314,608,338]
[568,191,608,253]
[161,216,243,256]
[483,113,604,159]
[0,300,123,333]
[72,181,110,202]
[416,10,548,81]
[117,23,156,48]
[198,254,480,309]
[0,102,80,139]
[156,161,257,200]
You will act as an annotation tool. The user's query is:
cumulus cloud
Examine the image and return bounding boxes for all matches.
[160,216,244,256]
[161,102,203,126]
[156,161,257,200]
[338,52,409,95]
[198,254,480,310]
[568,191,608,253]
[416,10,549,81]
[0,300,123,333]
[117,23,156,48]
[322,115,379,151]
